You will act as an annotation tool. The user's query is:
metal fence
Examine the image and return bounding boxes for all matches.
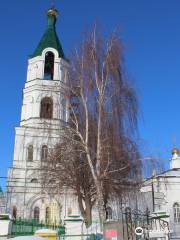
[11,218,65,237]
[124,208,150,240]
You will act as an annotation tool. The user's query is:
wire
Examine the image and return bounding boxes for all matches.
[6,191,59,194]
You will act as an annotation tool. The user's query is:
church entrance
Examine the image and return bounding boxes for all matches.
[27,194,61,224]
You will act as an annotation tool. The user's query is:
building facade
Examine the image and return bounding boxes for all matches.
[7,8,79,224]
[141,148,180,239]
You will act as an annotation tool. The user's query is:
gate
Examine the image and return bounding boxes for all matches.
[124,208,149,240]
[123,209,170,240]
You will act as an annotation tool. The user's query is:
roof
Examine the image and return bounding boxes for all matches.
[31,9,65,59]
[144,168,180,183]
[157,168,180,177]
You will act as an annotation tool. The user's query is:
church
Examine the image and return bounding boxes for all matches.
[6,7,180,239]
[6,7,79,224]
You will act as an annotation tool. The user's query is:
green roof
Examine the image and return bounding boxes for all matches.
[31,9,65,59]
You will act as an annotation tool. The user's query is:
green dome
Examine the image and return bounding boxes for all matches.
[31,8,65,59]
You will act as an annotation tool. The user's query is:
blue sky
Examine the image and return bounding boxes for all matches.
[1,0,180,189]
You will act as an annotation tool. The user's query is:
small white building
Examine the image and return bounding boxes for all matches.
[141,148,180,239]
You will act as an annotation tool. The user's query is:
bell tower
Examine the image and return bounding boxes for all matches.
[7,8,69,222]
[21,8,67,126]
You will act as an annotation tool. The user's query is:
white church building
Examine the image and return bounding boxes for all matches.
[5,7,180,239]
[6,7,80,224]
[141,148,180,239]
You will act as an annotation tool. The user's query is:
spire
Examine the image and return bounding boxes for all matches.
[31,7,65,59]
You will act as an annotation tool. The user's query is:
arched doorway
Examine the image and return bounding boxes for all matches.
[27,194,61,224]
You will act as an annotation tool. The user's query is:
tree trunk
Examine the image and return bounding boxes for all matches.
[96,180,106,230]
[84,196,92,228]
[77,192,92,228]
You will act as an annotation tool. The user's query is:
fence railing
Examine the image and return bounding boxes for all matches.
[11,218,65,236]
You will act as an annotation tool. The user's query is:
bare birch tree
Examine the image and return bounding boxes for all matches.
[42,25,140,227]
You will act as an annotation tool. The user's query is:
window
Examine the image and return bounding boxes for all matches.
[106,207,112,220]
[46,207,51,223]
[44,51,54,80]
[34,206,40,222]
[61,98,66,121]
[27,145,33,161]
[12,206,17,219]
[41,145,48,161]
[174,203,180,223]
[40,97,53,119]
[31,178,38,183]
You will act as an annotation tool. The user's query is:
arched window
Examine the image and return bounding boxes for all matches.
[44,51,54,80]
[46,207,51,223]
[40,97,53,119]
[174,203,180,223]
[34,206,40,222]
[41,145,48,161]
[31,178,38,183]
[12,206,17,219]
[106,207,113,220]
[27,145,33,161]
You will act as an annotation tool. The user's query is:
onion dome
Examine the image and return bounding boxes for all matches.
[172,147,179,155]
[47,8,58,17]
